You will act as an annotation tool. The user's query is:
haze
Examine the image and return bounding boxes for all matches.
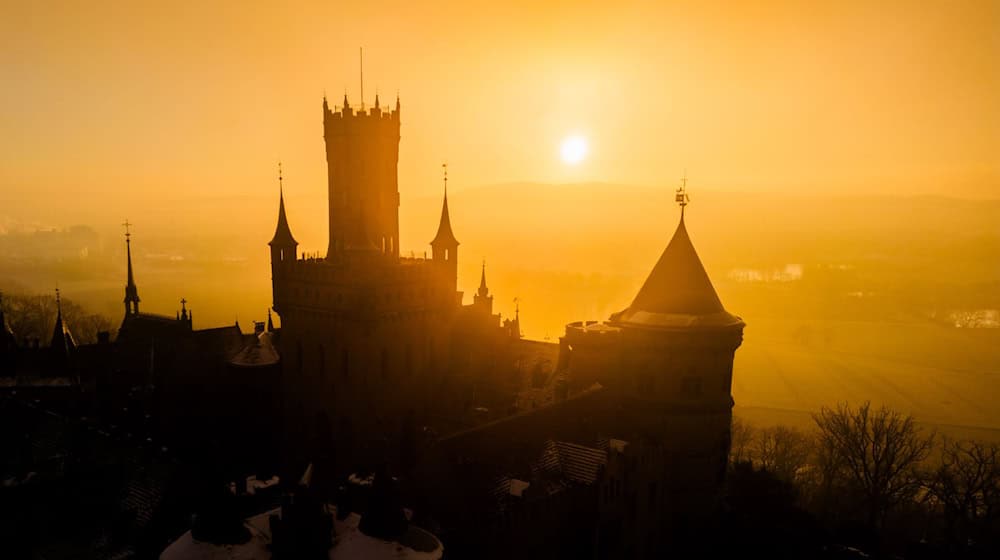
[3,0,998,221]
[1,0,998,432]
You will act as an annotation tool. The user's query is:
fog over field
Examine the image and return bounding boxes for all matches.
[3,183,999,432]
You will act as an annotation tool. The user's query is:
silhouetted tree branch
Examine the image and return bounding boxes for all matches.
[812,401,934,528]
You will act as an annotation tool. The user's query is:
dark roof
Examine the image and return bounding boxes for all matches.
[612,215,743,329]
[269,189,298,248]
[430,191,459,247]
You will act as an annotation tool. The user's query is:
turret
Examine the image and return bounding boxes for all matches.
[270,165,298,314]
[123,221,140,316]
[323,93,401,258]
[473,260,493,315]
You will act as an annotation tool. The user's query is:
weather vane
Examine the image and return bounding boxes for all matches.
[675,171,690,217]
[122,219,132,239]
[442,163,448,192]
[278,161,283,189]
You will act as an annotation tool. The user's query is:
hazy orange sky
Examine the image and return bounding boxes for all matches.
[2,0,997,227]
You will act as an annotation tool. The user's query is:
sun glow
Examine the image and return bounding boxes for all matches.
[560,135,589,165]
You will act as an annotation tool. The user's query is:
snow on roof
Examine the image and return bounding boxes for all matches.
[160,507,443,560]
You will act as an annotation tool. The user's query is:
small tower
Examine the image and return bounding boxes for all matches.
[270,164,298,313]
[473,260,493,316]
[430,164,459,292]
[123,220,140,317]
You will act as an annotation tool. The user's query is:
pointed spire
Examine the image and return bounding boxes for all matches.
[430,164,459,247]
[50,288,76,357]
[267,309,274,332]
[180,298,188,321]
[269,163,298,248]
[375,92,380,109]
[123,220,140,316]
[396,92,401,111]
[343,91,350,110]
[323,93,329,112]
[478,260,489,297]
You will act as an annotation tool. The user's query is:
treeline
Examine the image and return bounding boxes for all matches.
[0,291,114,345]
[729,402,1000,558]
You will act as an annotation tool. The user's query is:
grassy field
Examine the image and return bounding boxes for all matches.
[733,317,1000,438]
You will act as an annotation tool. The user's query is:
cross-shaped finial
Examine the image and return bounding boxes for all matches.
[55,287,61,306]
[180,298,187,309]
[122,219,133,239]
[675,171,690,217]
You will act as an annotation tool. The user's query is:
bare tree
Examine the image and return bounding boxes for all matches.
[754,425,812,482]
[729,416,756,466]
[927,438,1000,545]
[812,401,934,528]
[0,292,113,345]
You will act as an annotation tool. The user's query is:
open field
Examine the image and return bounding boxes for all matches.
[733,317,1000,434]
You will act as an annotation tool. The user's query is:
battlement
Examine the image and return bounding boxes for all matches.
[325,104,399,121]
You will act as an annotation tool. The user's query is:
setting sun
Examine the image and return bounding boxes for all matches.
[560,135,589,165]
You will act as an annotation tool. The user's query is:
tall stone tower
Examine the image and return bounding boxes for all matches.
[559,192,744,522]
[324,94,401,257]
[269,95,463,470]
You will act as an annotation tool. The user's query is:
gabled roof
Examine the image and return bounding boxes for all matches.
[430,191,459,247]
[612,215,742,329]
[269,189,298,247]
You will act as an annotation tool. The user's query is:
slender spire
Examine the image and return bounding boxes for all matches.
[180,298,188,321]
[343,91,350,110]
[50,287,76,357]
[270,162,298,248]
[430,163,459,247]
[478,260,489,297]
[267,309,274,332]
[123,220,140,316]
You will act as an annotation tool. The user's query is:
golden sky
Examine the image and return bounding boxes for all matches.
[2,0,997,222]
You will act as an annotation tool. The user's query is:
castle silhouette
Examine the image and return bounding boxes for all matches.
[267,93,745,556]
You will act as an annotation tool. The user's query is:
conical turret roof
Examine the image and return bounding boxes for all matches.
[430,190,459,247]
[269,188,298,248]
[612,215,742,329]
